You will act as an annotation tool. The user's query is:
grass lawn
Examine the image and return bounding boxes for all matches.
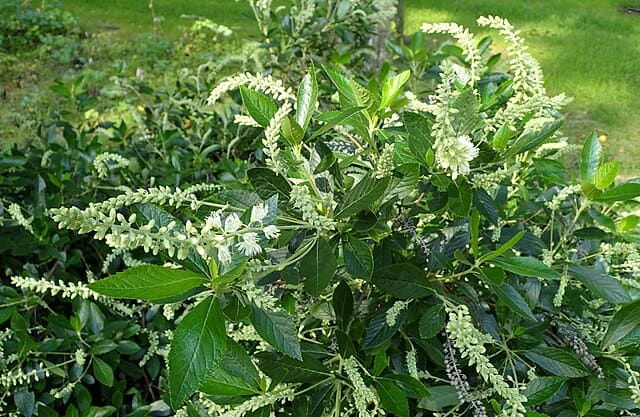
[405,0,640,175]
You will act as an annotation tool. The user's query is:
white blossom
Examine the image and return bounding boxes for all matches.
[263,225,280,240]
[237,232,262,257]
[251,202,269,223]
[224,213,242,233]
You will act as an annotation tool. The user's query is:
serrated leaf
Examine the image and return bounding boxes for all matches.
[492,256,560,280]
[281,117,304,147]
[14,389,35,417]
[92,357,114,387]
[364,306,407,349]
[336,174,390,219]
[602,299,640,346]
[249,303,302,360]
[525,347,590,378]
[379,70,410,110]
[300,237,337,296]
[581,131,601,183]
[403,112,434,165]
[371,264,430,299]
[343,236,374,279]
[256,351,331,383]
[524,376,567,405]
[239,86,277,127]
[419,305,445,339]
[594,180,640,202]
[380,374,431,399]
[247,168,291,202]
[489,280,536,321]
[594,161,619,190]
[503,119,563,159]
[88,265,208,301]
[310,106,365,139]
[200,340,262,396]
[333,281,354,330]
[473,188,501,226]
[376,380,410,417]
[169,296,226,408]
[295,64,318,131]
[567,265,630,303]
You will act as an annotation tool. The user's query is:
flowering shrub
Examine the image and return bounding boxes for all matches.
[41,15,640,417]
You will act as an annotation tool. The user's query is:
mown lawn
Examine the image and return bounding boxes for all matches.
[404,0,640,175]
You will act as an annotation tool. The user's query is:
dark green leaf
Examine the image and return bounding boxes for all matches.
[88,265,208,301]
[250,303,302,360]
[524,376,567,405]
[479,231,526,263]
[503,119,563,159]
[525,347,590,377]
[247,168,291,202]
[603,299,640,345]
[403,112,434,165]
[336,174,390,219]
[333,281,354,330]
[376,380,410,417]
[256,352,331,383]
[418,385,461,411]
[419,304,446,339]
[14,389,35,417]
[567,265,630,303]
[364,306,407,349]
[300,237,337,296]
[380,374,431,399]
[473,188,501,226]
[372,264,430,299]
[310,107,365,139]
[581,131,601,183]
[343,236,374,279]
[239,86,277,127]
[489,280,536,321]
[169,296,227,408]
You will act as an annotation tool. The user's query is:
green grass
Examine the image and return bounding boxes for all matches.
[405,0,640,175]
[60,0,260,39]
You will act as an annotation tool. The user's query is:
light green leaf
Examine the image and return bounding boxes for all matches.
[594,180,640,202]
[88,265,208,301]
[200,340,262,396]
[239,86,277,127]
[281,117,304,147]
[379,70,410,110]
[336,174,390,219]
[300,237,337,296]
[525,347,590,378]
[295,64,318,131]
[310,107,365,139]
[581,131,601,183]
[92,357,114,387]
[479,231,526,263]
[250,303,302,360]
[594,161,619,190]
[343,236,374,279]
[169,296,227,408]
[403,112,434,165]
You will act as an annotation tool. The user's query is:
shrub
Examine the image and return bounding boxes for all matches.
[38,15,640,417]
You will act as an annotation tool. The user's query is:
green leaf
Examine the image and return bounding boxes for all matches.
[14,389,35,417]
[336,174,390,219]
[594,180,640,202]
[379,70,410,110]
[492,256,560,279]
[389,163,420,200]
[247,168,292,202]
[473,189,501,226]
[602,299,640,346]
[88,265,208,301]
[92,357,114,387]
[380,374,431,399]
[594,161,619,190]
[492,123,512,151]
[403,112,434,165]
[524,376,567,405]
[300,237,337,296]
[200,340,262,396]
[525,347,590,378]
[567,265,630,303]
[239,86,277,127]
[581,131,601,183]
[375,380,410,417]
[343,236,374,279]
[489,280,536,321]
[256,352,331,383]
[281,117,304,147]
[364,306,407,349]
[333,281,354,330]
[249,303,302,360]
[619,215,640,232]
[479,231,526,263]
[371,264,430,299]
[169,296,227,408]
[533,158,567,185]
[310,106,365,139]
[503,119,563,159]
[295,64,318,131]
[419,304,445,339]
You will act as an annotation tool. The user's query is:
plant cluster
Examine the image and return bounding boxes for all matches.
[4,4,640,417]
